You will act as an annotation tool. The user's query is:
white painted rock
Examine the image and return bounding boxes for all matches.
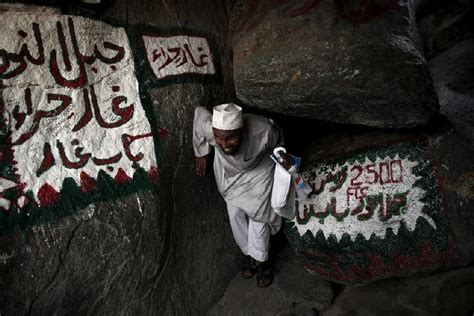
[0,7,157,209]
[285,128,474,285]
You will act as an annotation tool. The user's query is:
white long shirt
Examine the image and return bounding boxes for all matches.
[193,106,283,224]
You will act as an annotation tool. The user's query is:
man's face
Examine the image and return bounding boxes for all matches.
[213,128,243,155]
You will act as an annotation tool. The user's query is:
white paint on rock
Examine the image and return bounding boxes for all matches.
[17,195,27,208]
[142,35,215,79]
[0,10,157,205]
[85,203,95,219]
[293,155,436,241]
[0,250,15,264]
[0,198,11,210]
[135,193,143,216]
[0,13,131,88]
[0,177,18,194]
[343,69,360,80]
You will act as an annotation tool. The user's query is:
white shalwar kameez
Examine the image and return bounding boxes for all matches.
[193,106,282,262]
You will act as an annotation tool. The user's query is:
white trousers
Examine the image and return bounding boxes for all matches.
[226,205,281,262]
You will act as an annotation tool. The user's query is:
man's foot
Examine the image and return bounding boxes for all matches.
[241,256,257,279]
[256,262,273,288]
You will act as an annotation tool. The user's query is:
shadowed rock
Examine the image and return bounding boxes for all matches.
[429,39,474,142]
[323,265,474,315]
[417,0,474,59]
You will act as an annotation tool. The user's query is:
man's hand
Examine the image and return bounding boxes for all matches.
[195,155,209,176]
[278,152,293,171]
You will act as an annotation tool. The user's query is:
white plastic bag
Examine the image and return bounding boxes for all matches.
[271,162,295,219]
[271,147,311,219]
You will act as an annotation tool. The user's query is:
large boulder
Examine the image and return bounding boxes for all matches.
[429,39,474,142]
[0,2,239,314]
[285,126,474,285]
[0,193,163,314]
[416,0,473,59]
[323,266,474,315]
[231,0,439,128]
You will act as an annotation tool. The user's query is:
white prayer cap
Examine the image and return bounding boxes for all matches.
[212,103,243,130]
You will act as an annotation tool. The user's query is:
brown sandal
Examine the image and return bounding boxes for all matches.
[256,263,273,288]
[241,256,257,279]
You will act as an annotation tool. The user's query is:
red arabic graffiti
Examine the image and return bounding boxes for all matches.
[10,84,135,146]
[35,132,153,176]
[299,158,408,224]
[346,159,403,204]
[152,42,209,71]
[298,191,408,224]
[0,17,125,87]
[0,16,160,213]
[12,92,72,145]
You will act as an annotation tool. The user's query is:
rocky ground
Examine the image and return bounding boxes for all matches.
[211,235,474,315]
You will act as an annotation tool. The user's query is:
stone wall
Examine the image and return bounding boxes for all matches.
[0,1,240,314]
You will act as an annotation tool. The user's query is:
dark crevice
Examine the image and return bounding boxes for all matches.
[243,104,451,163]
[137,126,184,304]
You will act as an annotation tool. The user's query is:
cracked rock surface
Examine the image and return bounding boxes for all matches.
[230,0,438,128]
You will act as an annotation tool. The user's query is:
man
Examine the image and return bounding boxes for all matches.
[193,102,289,288]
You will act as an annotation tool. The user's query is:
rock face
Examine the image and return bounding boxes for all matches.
[429,39,474,142]
[231,0,438,128]
[417,0,474,59]
[0,2,240,314]
[285,127,474,285]
[323,266,474,315]
[0,193,163,314]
